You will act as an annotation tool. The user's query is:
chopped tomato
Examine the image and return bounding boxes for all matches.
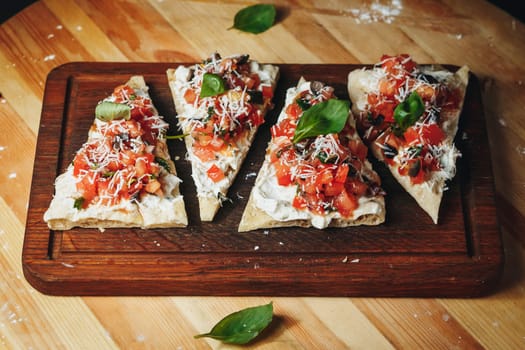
[271,119,296,139]
[285,103,302,119]
[404,124,445,146]
[261,85,273,99]
[333,189,358,217]
[334,164,349,183]
[193,145,216,162]
[207,164,225,182]
[76,172,99,206]
[324,181,344,197]
[348,139,368,161]
[274,161,292,186]
[346,179,368,197]
[184,88,197,104]
[73,153,89,177]
[292,195,307,210]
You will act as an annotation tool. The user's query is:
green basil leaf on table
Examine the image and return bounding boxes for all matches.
[231,4,276,34]
[95,101,131,121]
[194,302,273,344]
[200,73,227,98]
[393,91,425,134]
[292,99,350,144]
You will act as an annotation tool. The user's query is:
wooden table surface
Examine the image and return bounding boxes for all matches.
[1,0,524,348]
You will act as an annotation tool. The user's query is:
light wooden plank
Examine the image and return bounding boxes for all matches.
[75,0,199,62]
[43,0,128,62]
[0,99,36,223]
[0,196,118,349]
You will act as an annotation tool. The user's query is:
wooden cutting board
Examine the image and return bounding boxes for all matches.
[22,62,503,297]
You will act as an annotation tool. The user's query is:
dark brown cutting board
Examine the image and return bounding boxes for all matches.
[23,62,503,297]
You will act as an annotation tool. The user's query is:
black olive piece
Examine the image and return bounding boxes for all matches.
[382,144,398,158]
[247,90,263,104]
[418,73,438,84]
[236,54,250,65]
[408,159,422,177]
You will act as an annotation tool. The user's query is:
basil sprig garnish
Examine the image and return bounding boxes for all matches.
[95,101,131,122]
[194,302,273,345]
[231,4,276,34]
[292,99,350,144]
[393,91,424,134]
[200,73,227,98]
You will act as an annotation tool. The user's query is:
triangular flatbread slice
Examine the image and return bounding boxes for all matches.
[347,54,469,223]
[167,53,279,221]
[239,78,385,232]
[44,76,188,229]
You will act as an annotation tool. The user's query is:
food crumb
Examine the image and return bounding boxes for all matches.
[245,172,257,180]
[44,54,56,62]
[342,256,348,263]
[263,230,269,235]
[254,262,260,269]
[47,33,55,39]
[61,262,75,268]
[56,24,63,30]
[8,172,16,179]
[456,33,463,40]
[278,241,284,246]
[76,25,83,31]
[236,192,244,199]
[442,313,450,322]
[351,258,360,263]
[498,118,507,127]
[254,245,260,251]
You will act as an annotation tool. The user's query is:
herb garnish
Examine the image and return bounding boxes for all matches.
[200,73,226,98]
[393,91,424,135]
[231,4,276,34]
[292,99,350,144]
[194,302,273,345]
[95,101,131,122]
[155,157,171,172]
[73,197,84,210]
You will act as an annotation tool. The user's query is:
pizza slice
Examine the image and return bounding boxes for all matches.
[347,54,469,223]
[166,53,279,221]
[44,76,188,230]
[238,78,385,232]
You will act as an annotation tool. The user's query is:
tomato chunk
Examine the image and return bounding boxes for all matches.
[207,164,225,182]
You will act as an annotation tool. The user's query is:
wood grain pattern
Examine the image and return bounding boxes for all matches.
[1,0,524,348]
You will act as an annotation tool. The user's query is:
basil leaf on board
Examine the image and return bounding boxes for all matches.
[194,302,273,345]
[231,4,276,34]
[292,99,350,144]
[393,91,424,134]
[200,73,227,98]
[95,101,131,122]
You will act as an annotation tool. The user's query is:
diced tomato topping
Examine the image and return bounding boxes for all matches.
[184,88,197,104]
[285,103,302,120]
[333,189,358,217]
[404,124,445,146]
[193,145,216,162]
[261,85,273,99]
[334,164,349,183]
[292,195,307,210]
[274,161,292,186]
[207,164,225,183]
[348,139,368,161]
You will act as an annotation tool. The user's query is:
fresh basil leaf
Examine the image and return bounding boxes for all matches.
[200,73,226,98]
[194,302,273,345]
[292,99,350,144]
[231,4,276,34]
[73,197,84,210]
[393,91,424,133]
[95,101,131,122]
